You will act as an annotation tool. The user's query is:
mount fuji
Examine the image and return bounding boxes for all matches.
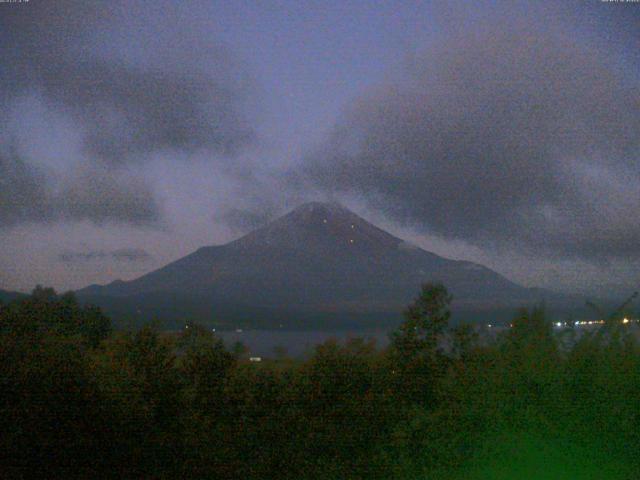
[77,202,555,329]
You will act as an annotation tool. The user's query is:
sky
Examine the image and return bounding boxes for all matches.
[0,0,639,295]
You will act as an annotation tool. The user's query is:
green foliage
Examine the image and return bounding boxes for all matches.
[2,286,640,478]
[391,282,452,359]
[451,323,479,359]
[0,288,118,477]
[389,283,452,406]
[0,285,111,347]
[231,339,248,358]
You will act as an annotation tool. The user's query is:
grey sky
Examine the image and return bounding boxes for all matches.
[0,0,639,295]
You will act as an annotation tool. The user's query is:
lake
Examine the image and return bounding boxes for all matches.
[216,328,393,358]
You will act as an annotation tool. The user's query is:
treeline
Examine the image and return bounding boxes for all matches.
[1,284,639,478]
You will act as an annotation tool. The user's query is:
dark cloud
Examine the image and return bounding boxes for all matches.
[304,9,640,262]
[38,57,254,163]
[209,171,315,234]
[0,149,160,227]
[56,164,160,226]
[216,206,276,233]
[0,0,257,228]
[0,148,51,227]
[59,248,152,264]
[1,1,256,163]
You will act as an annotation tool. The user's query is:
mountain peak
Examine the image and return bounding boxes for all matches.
[284,201,360,227]
[232,201,401,252]
[290,201,350,216]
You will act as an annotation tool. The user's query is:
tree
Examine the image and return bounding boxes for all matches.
[391,282,452,362]
[451,323,479,360]
[178,323,236,410]
[78,304,111,348]
[389,283,452,406]
[498,307,560,415]
[117,326,183,476]
[0,287,111,348]
[231,340,248,359]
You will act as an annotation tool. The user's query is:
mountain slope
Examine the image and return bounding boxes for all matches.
[77,202,551,328]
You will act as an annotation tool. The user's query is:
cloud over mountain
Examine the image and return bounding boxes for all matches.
[304,6,640,262]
